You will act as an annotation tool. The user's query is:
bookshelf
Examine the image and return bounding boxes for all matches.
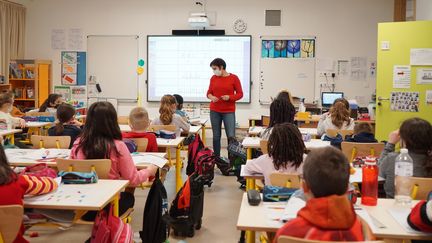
[8,59,52,111]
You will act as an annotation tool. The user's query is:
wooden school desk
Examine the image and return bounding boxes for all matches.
[24,179,129,217]
[248,127,319,138]
[237,196,432,243]
[119,123,203,136]
[26,121,53,136]
[190,118,208,145]
[156,137,185,192]
[0,129,22,145]
[5,149,168,170]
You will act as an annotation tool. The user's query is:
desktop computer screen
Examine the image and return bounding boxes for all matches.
[321,92,344,107]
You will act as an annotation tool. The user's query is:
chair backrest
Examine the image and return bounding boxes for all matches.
[326,129,353,139]
[25,111,52,117]
[148,124,176,132]
[0,205,24,243]
[341,142,385,162]
[261,115,270,127]
[56,158,111,179]
[409,177,432,200]
[269,173,301,188]
[118,116,129,125]
[260,140,269,154]
[31,135,71,149]
[277,236,385,243]
[128,138,149,152]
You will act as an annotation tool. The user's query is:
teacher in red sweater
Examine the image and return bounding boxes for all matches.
[207,58,243,156]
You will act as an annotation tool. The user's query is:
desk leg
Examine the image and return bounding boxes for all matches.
[175,145,182,192]
[201,124,206,146]
[245,147,256,243]
[112,194,120,217]
[167,148,172,166]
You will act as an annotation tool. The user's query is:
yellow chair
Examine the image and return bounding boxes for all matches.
[326,129,353,139]
[409,177,432,200]
[341,142,385,162]
[118,116,129,125]
[277,236,384,243]
[56,158,111,179]
[261,115,270,127]
[260,140,268,154]
[269,173,301,188]
[128,138,149,152]
[148,124,176,132]
[31,135,71,149]
[0,205,24,243]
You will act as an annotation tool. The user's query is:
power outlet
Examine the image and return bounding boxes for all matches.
[318,72,334,78]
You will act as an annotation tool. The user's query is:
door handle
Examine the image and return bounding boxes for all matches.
[377,96,390,106]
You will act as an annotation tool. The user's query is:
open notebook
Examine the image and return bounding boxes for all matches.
[131,153,167,168]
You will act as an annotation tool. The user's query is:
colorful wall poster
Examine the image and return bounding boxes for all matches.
[416,68,432,84]
[426,90,432,106]
[262,39,315,59]
[390,91,419,112]
[54,85,71,101]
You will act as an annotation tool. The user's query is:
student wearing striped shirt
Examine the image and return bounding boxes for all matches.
[0,144,58,243]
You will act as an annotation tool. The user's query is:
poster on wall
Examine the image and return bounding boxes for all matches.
[350,57,367,81]
[426,90,432,106]
[416,68,432,84]
[390,91,419,112]
[261,39,315,58]
[393,65,411,88]
[54,86,71,101]
[61,52,78,85]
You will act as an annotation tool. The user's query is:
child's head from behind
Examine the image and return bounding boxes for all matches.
[173,94,183,110]
[0,93,13,112]
[400,118,432,156]
[354,122,373,135]
[0,144,15,185]
[330,101,351,128]
[276,90,294,104]
[302,146,350,199]
[159,95,176,125]
[269,99,296,127]
[129,107,150,131]
[268,123,305,170]
[57,103,76,124]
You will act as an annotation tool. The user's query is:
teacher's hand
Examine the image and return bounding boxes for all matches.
[208,95,219,102]
[221,95,230,101]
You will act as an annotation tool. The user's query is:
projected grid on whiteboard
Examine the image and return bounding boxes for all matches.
[147,36,251,103]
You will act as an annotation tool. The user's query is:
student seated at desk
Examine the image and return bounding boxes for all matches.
[1,90,24,117]
[317,98,354,137]
[48,103,82,148]
[0,92,26,130]
[0,144,58,243]
[173,94,189,123]
[245,123,306,185]
[274,146,375,242]
[151,94,190,137]
[408,193,432,233]
[70,101,158,220]
[32,93,63,114]
[345,122,377,143]
[122,107,158,152]
[260,99,296,140]
[378,118,432,198]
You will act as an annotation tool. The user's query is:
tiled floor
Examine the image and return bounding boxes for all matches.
[27,156,246,243]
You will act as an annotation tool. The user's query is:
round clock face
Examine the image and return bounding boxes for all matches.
[233,19,247,33]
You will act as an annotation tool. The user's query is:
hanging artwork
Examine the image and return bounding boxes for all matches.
[390,91,420,112]
[261,40,274,58]
[287,40,301,58]
[274,40,288,58]
[301,39,315,58]
[262,39,315,59]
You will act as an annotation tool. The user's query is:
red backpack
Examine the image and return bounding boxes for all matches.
[90,205,133,243]
[186,134,205,176]
[194,149,216,187]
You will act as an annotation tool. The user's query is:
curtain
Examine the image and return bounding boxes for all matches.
[0,0,26,81]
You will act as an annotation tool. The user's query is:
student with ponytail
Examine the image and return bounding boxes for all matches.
[317,98,354,136]
[48,103,82,148]
[151,94,190,137]
[244,123,307,185]
[260,98,296,139]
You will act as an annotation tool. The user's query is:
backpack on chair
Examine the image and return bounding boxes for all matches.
[186,134,205,176]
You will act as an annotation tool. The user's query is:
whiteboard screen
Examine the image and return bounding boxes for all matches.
[147,36,251,103]
[87,35,139,100]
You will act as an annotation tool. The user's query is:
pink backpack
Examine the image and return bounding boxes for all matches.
[22,163,57,178]
[90,205,133,243]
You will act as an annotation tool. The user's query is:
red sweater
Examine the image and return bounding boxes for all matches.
[122,131,158,152]
[0,175,58,243]
[206,74,243,113]
[274,195,374,242]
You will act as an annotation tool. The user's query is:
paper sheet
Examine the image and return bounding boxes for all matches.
[393,65,411,88]
[350,57,367,81]
[6,149,70,162]
[68,28,83,50]
[264,202,286,228]
[417,68,432,84]
[337,60,349,77]
[410,48,432,66]
[281,197,306,222]
[131,154,167,168]
[426,90,432,106]
[51,29,66,50]
[390,92,419,112]
[388,208,432,236]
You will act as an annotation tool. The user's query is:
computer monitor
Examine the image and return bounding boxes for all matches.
[321,92,344,107]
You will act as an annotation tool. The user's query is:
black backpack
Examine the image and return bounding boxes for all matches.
[140,171,169,243]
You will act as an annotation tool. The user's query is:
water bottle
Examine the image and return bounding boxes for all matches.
[361,157,378,206]
[395,148,413,205]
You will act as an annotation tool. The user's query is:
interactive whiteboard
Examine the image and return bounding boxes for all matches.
[147,36,251,103]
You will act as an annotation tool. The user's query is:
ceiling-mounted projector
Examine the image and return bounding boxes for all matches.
[188,12,209,29]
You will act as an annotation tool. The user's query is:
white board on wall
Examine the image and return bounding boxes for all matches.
[87,35,139,100]
[259,36,316,104]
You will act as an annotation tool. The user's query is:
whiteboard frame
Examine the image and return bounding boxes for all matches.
[146,35,252,103]
[87,35,139,101]
[259,35,316,105]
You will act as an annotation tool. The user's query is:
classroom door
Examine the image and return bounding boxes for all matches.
[375,21,432,141]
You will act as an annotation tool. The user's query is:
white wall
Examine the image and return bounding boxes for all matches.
[416,0,432,20]
[20,0,393,125]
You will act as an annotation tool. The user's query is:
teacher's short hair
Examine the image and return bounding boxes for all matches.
[210,58,226,70]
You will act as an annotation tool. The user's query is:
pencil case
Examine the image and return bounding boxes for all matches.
[263,185,297,202]
[38,116,55,122]
[58,171,98,184]
[22,116,38,122]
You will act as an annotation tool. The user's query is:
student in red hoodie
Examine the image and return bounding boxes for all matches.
[408,194,432,233]
[0,143,58,243]
[122,107,158,152]
[275,146,375,242]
